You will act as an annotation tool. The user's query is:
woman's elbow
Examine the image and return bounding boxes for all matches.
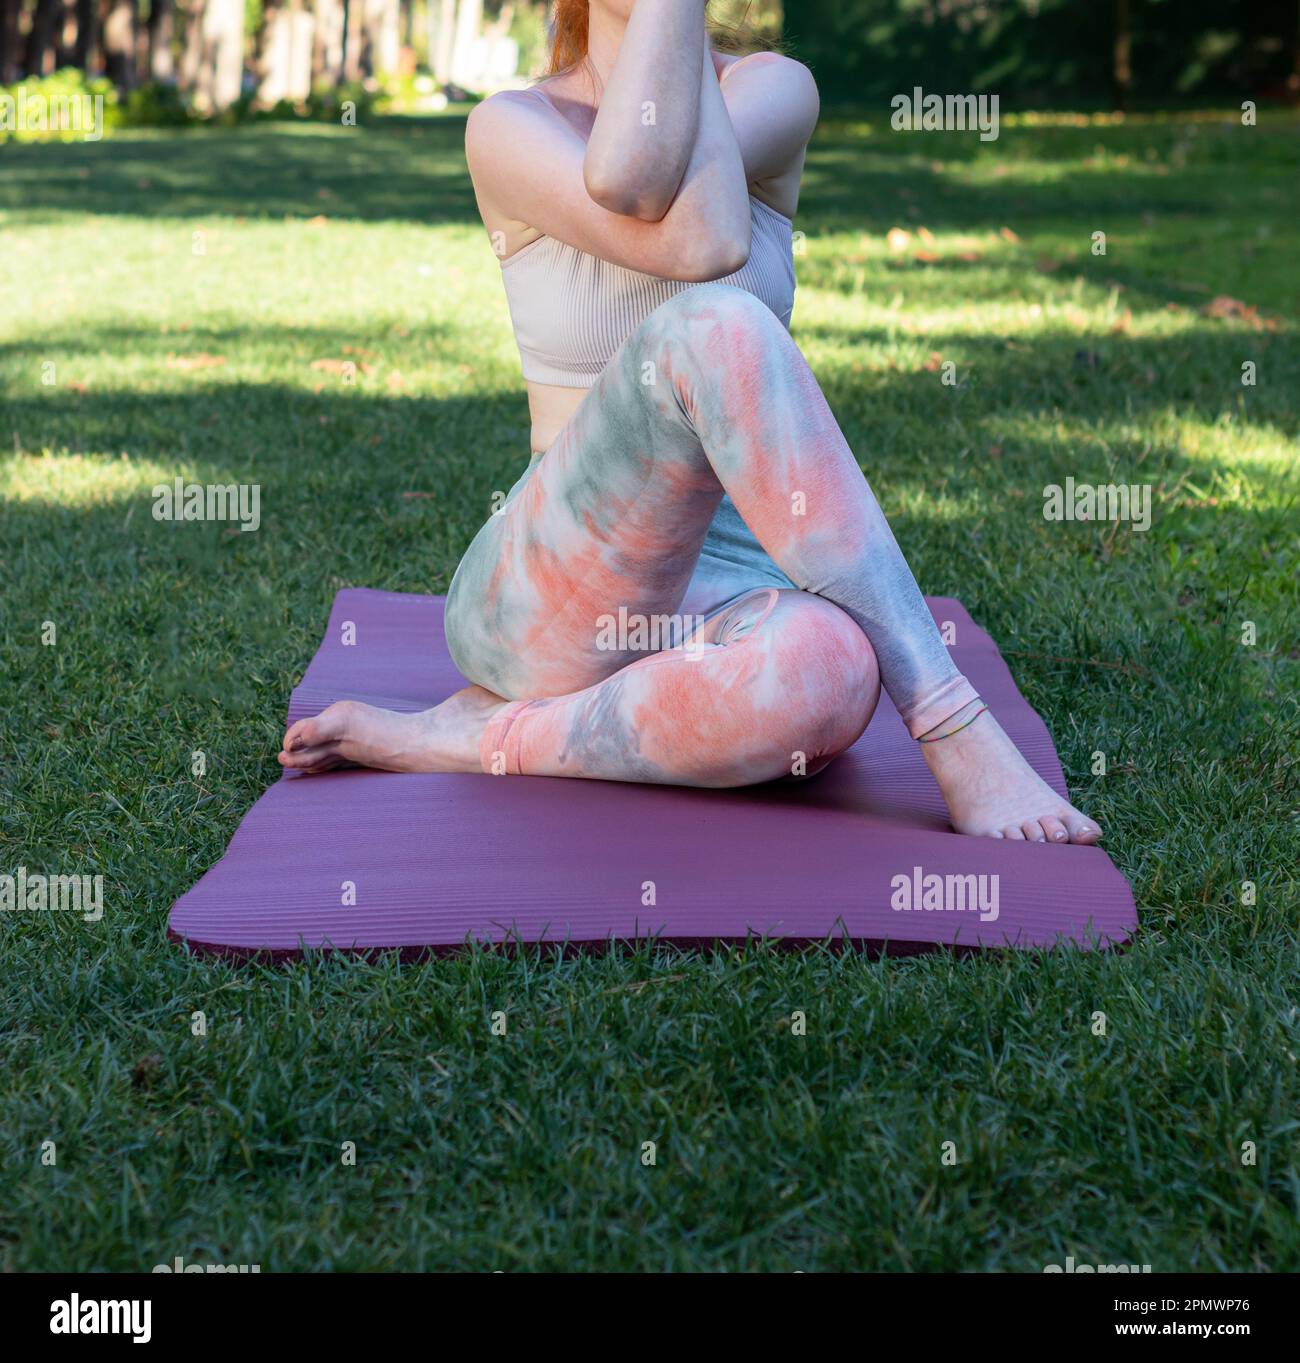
[678,234,751,282]
[584,163,673,221]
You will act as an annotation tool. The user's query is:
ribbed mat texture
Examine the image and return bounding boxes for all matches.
[168,589,1137,958]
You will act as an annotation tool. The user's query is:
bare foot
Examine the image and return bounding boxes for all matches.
[277,686,508,775]
[920,705,1102,844]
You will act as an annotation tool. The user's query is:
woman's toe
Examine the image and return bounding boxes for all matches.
[1064,811,1102,844]
[1039,815,1069,843]
[287,701,364,755]
[279,741,341,771]
[1001,825,1026,840]
[282,718,314,752]
[1021,820,1048,843]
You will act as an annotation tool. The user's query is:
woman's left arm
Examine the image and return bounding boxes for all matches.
[718,52,820,204]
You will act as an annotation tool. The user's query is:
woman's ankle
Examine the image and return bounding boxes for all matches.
[917,696,988,744]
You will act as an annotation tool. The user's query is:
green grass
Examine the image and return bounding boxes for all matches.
[1,109,1297,1272]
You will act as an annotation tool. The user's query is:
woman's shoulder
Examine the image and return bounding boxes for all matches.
[466,76,589,154]
[465,85,558,179]
[467,83,551,132]
[714,49,820,156]
[715,49,817,95]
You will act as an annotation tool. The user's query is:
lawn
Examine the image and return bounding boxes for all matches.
[0,107,1297,1272]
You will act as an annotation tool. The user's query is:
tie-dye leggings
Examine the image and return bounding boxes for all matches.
[445,282,978,786]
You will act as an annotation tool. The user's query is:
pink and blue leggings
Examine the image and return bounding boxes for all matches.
[445,283,978,786]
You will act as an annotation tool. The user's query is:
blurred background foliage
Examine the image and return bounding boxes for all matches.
[1,0,1297,142]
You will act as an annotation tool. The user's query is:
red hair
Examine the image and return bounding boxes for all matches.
[548,0,589,75]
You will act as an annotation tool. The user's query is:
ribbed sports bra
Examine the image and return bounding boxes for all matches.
[497,90,797,389]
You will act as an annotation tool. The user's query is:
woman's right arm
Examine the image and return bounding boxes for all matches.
[581,0,709,220]
[466,57,750,283]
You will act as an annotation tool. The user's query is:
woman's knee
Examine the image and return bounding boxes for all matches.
[679,590,877,786]
[763,592,881,777]
[646,282,779,360]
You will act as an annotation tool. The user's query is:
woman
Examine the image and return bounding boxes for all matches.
[279,0,1101,845]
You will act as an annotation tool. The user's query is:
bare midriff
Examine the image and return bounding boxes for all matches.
[526,382,587,457]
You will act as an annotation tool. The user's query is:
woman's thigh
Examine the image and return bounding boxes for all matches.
[446,293,735,701]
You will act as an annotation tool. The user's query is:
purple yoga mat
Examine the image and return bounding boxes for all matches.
[168,589,1136,958]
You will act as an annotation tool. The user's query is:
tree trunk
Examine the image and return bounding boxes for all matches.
[260,0,314,101]
[27,0,63,76]
[57,0,79,66]
[312,0,344,81]
[149,0,175,79]
[74,0,100,70]
[342,0,362,79]
[1289,0,1300,104]
[178,0,205,90]
[1113,0,1131,113]
[259,0,283,88]
[430,0,454,84]
[0,0,21,83]
[448,0,480,88]
[103,0,138,90]
[367,0,398,75]
[196,0,244,109]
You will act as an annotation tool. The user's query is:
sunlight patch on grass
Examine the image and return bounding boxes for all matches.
[797,280,1195,335]
[2,451,188,505]
[987,408,1296,483]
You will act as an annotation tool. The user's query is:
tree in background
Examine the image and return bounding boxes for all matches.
[258,0,313,101]
[1,0,1297,118]
[73,0,100,72]
[199,0,245,109]
[149,0,175,80]
[311,0,344,82]
[23,0,61,77]
[428,0,452,81]
[1114,0,1131,110]
[102,0,136,89]
[173,0,247,109]
[781,0,1300,107]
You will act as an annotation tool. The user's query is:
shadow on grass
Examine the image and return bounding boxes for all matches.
[0,319,462,367]
[0,118,480,226]
[2,111,1295,252]
[801,321,1298,438]
[798,114,1299,233]
[5,321,1294,473]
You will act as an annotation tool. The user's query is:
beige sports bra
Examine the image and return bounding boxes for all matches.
[497,90,797,388]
